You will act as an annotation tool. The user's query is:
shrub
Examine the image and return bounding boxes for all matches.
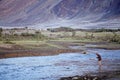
[3,38,14,44]
[109,32,120,44]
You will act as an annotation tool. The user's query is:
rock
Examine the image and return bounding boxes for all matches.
[60,75,102,80]
[93,77,98,80]
[72,76,79,80]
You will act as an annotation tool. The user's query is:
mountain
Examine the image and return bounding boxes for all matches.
[0,0,120,29]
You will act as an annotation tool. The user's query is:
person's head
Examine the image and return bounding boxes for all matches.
[96,53,99,55]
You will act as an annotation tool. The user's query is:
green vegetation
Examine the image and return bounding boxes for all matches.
[109,32,120,44]
[93,28,120,32]
[0,27,120,45]
[0,28,2,37]
[0,30,46,42]
[47,27,74,32]
[3,40,14,44]
[0,28,3,41]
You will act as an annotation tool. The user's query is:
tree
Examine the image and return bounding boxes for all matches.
[85,32,89,38]
[35,31,42,42]
[0,28,3,40]
[9,29,15,40]
[10,29,15,35]
[110,32,120,43]
[0,28,3,37]
[72,30,76,37]
[90,33,94,40]
[25,27,29,34]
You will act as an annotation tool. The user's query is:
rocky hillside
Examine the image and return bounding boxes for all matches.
[0,0,120,28]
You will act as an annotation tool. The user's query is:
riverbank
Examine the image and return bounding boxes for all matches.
[0,40,120,58]
[60,70,120,80]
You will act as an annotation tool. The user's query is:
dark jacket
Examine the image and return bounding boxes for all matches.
[96,53,102,61]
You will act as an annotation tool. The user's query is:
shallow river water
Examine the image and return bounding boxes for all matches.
[0,48,120,80]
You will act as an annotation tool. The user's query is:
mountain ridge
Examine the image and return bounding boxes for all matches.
[0,0,120,29]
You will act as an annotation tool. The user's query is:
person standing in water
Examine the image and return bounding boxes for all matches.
[82,51,102,71]
[96,53,102,72]
[96,53,102,67]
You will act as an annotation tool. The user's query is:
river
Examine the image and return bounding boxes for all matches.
[0,46,120,80]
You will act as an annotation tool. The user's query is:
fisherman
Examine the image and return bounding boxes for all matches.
[82,51,102,67]
[96,53,102,67]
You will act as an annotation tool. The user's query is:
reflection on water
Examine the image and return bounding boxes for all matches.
[0,48,120,80]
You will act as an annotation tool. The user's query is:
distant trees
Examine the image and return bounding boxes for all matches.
[90,33,94,40]
[0,27,120,44]
[0,28,3,40]
[35,31,45,42]
[94,28,120,32]
[71,30,76,37]
[3,38,14,44]
[25,27,29,34]
[21,33,34,37]
[35,31,41,42]
[47,27,77,38]
[0,27,47,41]
[0,28,3,37]
[9,29,15,37]
[110,32,120,44]
[85,33,89,39]
[47,27,74,32]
